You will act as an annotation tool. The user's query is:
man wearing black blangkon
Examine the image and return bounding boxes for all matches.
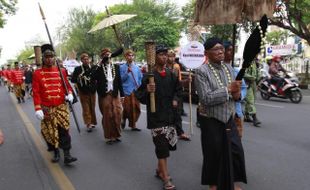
[195,37,247,190]
[136,45,182,190]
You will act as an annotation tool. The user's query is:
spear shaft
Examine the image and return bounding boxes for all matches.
[38,3,81,133]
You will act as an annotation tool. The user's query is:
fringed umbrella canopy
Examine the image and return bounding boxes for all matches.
[194,0,276,25]
[88,14,137,33]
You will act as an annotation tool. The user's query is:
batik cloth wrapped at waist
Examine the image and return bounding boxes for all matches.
[41,103,70,148]
[151,126,177,147]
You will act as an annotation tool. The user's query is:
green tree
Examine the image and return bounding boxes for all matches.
[0,0,17,28]
[180,0,195,33]
[57,7,107,61]
[270,0,310,45]
[16,46,34,65]
[92,0,182,60]
[265,30,290,45]
[57,0,182,61]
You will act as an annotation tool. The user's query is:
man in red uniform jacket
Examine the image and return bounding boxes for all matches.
[4,65,13,92]
[11,62,25,103]
[32,44,77,165]
[0,67,3,86]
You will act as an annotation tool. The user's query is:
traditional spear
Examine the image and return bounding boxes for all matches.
[38,3,81,133]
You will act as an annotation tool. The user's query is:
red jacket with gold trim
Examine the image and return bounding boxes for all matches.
[4,70,12,81]
[11,69,24,85]
[32,66,72,111]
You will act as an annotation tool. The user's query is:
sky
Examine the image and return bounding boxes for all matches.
[0,0,188,65]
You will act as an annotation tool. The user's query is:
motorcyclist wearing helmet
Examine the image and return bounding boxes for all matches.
[267,55,287,93]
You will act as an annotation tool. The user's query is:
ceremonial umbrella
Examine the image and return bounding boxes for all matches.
[194,1,272,190]
[88,7,136,46]
[194,0,275,68]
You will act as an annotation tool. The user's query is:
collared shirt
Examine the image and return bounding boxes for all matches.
[234,68,247,118]
[106,64,114,92]
[120,62,143,96]
[195,62,236,123]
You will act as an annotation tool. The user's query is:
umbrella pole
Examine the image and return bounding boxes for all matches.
[111,25,123,48]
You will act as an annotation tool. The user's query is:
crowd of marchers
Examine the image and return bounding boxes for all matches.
[0,38,287,190]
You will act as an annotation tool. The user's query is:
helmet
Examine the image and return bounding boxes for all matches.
[272,55,281,62]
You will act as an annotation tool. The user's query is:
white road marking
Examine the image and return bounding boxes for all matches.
[10,94,75,190]
[256,103,284,108]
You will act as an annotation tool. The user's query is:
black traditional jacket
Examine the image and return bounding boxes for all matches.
[136,68,182,129]
[71,64,96,94]
[92,63,124,98]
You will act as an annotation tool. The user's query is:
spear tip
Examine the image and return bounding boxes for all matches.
[38,2,46,20]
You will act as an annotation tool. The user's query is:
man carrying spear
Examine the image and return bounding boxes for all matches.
[32,44,77,165]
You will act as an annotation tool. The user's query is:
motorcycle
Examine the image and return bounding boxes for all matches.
[257,73,302,103]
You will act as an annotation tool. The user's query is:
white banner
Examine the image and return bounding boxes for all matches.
[180,41,205,69]
[266,44,296,56]
[63,59,80,75]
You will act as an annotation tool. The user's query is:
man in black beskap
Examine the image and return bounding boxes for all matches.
[136,45,181,190]
[71,53,97,132]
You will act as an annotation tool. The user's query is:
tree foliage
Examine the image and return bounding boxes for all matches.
[16,46,33,65]
[56,0,181,61]
[270,0,310,45]
[57,7,106,62]
[87,0,182,60]
[0,0,17,28]
[265,30,290,45]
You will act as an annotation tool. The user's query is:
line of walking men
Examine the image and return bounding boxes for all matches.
[0,62,33,103]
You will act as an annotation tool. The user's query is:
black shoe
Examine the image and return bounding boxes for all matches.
[86,128,92,133]
[17,98,21,104]
[63,150,77,165]
[114,138,121,143]
[106,140,114,145]
[131,128,141,132]
[51,149,60,163]
[21,98,25,103]
[64,156,78,165]
[253,118,261,127]
[252,114,261,127]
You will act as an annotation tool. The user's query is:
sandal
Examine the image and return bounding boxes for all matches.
[179,134,191,141]
[163,179,176,190]
[155,170,172,181]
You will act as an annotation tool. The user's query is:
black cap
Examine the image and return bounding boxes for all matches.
[14,61,19,65]
[155,44,168,54]
[204,37,223,50]
[41,44,54,56]
[223,41,232,49]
